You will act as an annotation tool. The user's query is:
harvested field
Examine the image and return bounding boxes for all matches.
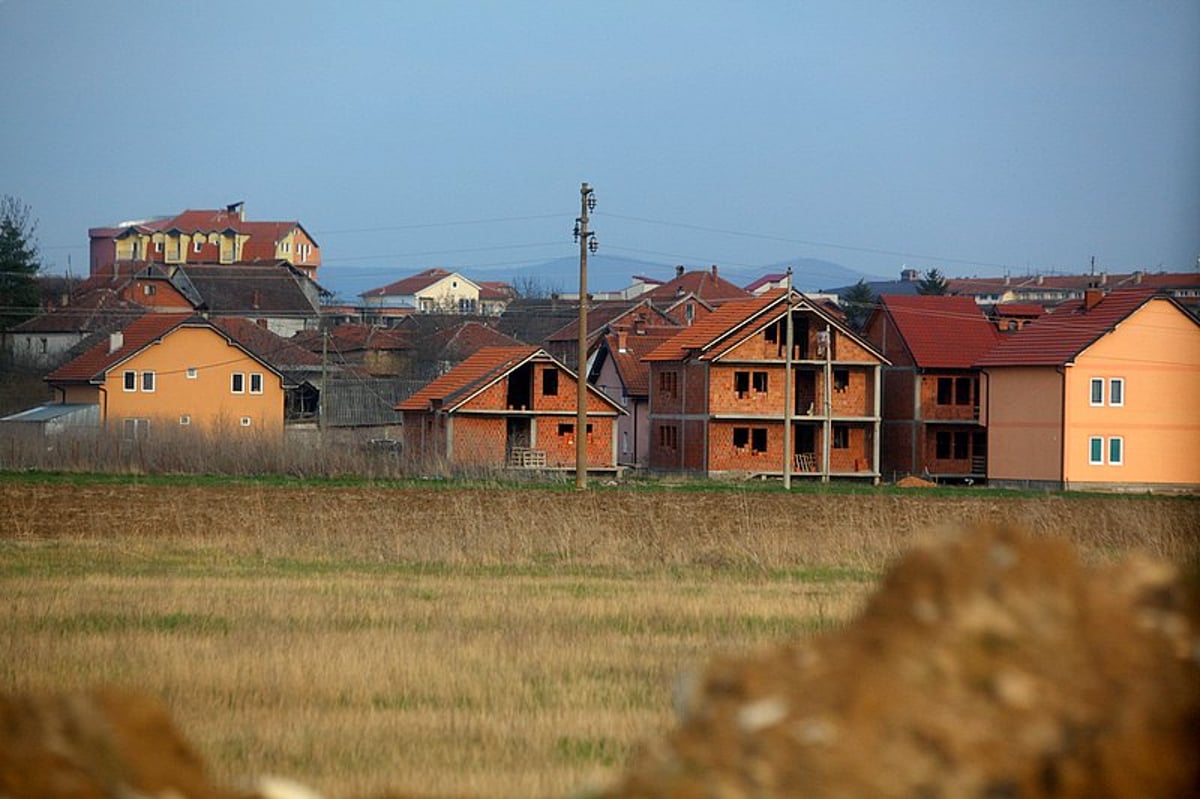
[0,478,1197,797]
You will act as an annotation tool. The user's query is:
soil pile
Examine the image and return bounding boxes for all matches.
[895,475,938,488]
[605,525,1200,798]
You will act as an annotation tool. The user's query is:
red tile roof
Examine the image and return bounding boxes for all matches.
[46,313,189,382]
[877,295,1002,369]
[396,346,541,411]
[478,281,516,301]
[209,317,322,369]
[601,329,681,396]
[976,289,1164,367]
[428,321,523,360]
[362,268,463,298]
[643,292,784,361]
[544,300,675,343]
[992,303,1045,318]
[644,267,752,305]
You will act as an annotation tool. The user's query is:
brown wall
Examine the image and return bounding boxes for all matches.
[985,366,1064,483]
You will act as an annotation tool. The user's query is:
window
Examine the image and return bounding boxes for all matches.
[123,370,137,392]
[659,425,678,449]
[179,415,190,426]
[1109,378,1124,407]
[955,377,973,406]
[659,370,678,398]
[734,371,750,398]
[543,369,559,396]
[1090,378,1104,406]
[733,427,750,448]
[751,428,768,453]
[141,371,155,393]
[282,241,291,253]
[1108,437,1123,465]
[685,302,695,322]
[937,377,953,405]
[752,371,768,393]
[1089,437,1104,465]
[186,367,198,380]
[833,369,850,392]
[193,239,203,253]
[832,425,849,449]
[953,431,969,459]
[231,373,245,393]
[122,418,149,441]
[936,431,951,459]
[621,431,629,454]
[558,423,573,436]
[143,284,156,296]
[240,417,252,427]
[154,241,163,253]
[764,322,777,343]
[249,373,264,394]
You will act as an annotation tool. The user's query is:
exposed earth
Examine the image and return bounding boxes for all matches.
[2,525,1197,799]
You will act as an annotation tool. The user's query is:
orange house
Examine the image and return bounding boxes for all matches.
[45,314,290,438]
[978,289,1200,490]
[397,346,624,472]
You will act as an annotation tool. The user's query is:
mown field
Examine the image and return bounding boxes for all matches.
[0,475,1196,798]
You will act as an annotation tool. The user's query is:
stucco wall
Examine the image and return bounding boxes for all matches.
[985,366,1064,483]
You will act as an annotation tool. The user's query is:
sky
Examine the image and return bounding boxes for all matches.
[2,1,1198,298]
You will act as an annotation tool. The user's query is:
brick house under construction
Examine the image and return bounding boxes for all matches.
[396,346,624,473]
[643,290,888,480]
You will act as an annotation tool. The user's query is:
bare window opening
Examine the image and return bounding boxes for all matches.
[937,377,953,405]
[833,369,850,391]
[936,431,951,459]
[832,425,849,449]
[558,423,592,436]
[733,427,749,448]
[659,425,678,449]
[751,428,768,453]
[542,369,559,396]
[506,363,534,410]
[764,322,777,343]
[752,371,768,393]
[954,431,970,459]
[955,377,973,405]
[734,371,750,398]
[659,370,678,398]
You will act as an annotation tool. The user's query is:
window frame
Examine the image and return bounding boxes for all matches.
[1109,378,1124,407]
[1089,436,1104,465]
[1108,436,1124,466]
[249,372,264,395]
[179,415,190,427]
[240,416,252,427]
[186,367,198,380]
[1089,378,1104,406]
[123,370,137,392]
[140,371,155,393]
[231,372,246,394]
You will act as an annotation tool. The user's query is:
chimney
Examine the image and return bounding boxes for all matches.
[617,329,628,354]
[1084,288,1104,310]
[675,265,685,278]
[711,264,719,278]
[108,331,124,353]
[901,268,919,282]
[1133,270,1143,285]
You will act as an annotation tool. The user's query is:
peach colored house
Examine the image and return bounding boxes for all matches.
[397,346,624,473]
[978,289,1200,490]
[44,314,292,438]
[644,290,888,480]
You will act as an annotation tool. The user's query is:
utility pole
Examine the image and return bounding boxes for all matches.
[574,183,597,491]
[782,269,794,490]
[821,324,832,483]
[319,329,328,449]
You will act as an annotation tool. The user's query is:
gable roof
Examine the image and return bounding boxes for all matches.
[428,320,523,360]
[544,300,675,344]
[209,317,322,370]
[598,329,681,397]
[179,264,319,315]
[876,295,1002,369]
[46,313,192,382]
[643,292,784,361]
[976,289,1171,367]
[362,268,479,298]
[644,267,752,305]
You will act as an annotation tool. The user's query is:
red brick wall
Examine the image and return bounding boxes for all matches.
[920,372,980,421]
[449,415,508,467]
[707,420,785,472]
[538,415,614,467]
[401,411,448,464]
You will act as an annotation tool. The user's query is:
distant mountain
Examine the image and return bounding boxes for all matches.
[759,258,890,293]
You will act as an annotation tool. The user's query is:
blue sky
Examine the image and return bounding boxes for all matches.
[2,1,1197,297]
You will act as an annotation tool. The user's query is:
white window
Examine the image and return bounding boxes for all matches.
[231,373,245,393]
[1089,437,1104,465]
[141,371,155,392]
[186,367,198,380]
[1108,437,1124,465]
[154,241,163,253]
[193,239,203,253]
[123,370,137,392]
[240,416,252,427]
[249,373,264,394]
[179,415,190,426]
[1089,378,1104,406]
[281,241,291,253]
[1109,378,1124,407]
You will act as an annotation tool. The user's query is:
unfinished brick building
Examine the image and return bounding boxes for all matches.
[396,346,624,473]
[643,291,887,480]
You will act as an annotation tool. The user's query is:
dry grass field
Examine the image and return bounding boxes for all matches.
[0,476,1196,797]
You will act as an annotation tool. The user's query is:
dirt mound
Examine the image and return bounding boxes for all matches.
[896,475,938,488]
[2,527,1197,799]
[605,526,1200,798]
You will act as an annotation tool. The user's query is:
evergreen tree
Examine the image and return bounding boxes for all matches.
[917,268,948,295]
[0,196,42,330]
[842,279,877,330]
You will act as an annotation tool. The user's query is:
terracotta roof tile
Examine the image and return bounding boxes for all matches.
[363,268,460,298]
[396,346,539,411]
[977,289,1164,367]
[46,313,189,382]
[644,268,752,305]
[601,329,682,396]
[877,295,1002,369]
[643,293,784,361]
